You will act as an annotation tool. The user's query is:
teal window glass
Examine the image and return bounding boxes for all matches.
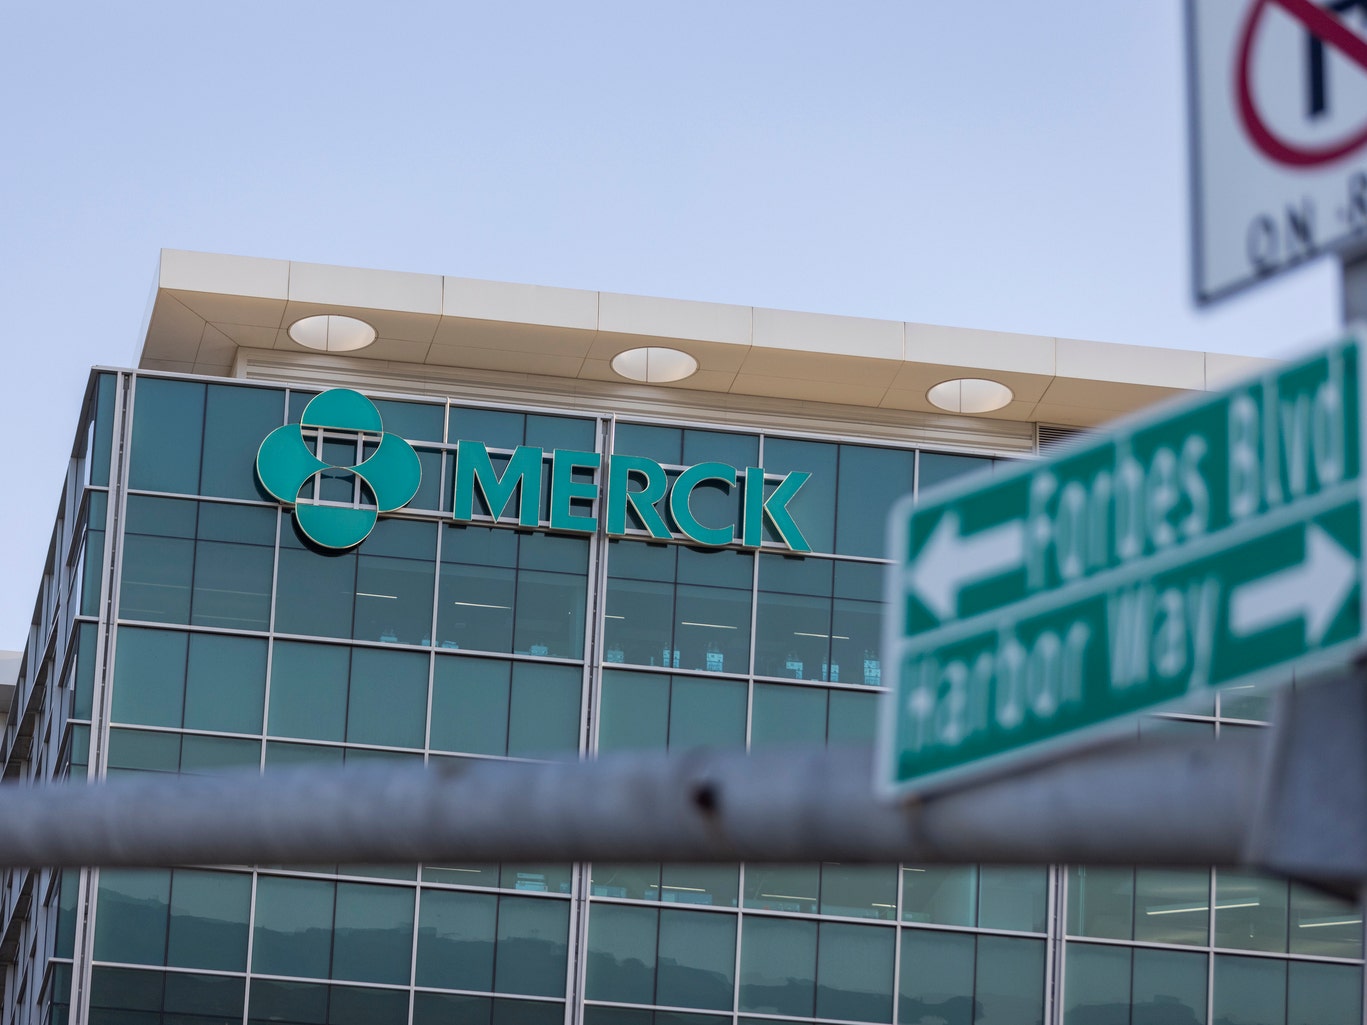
[112,627,186,728]
[591,864,662,901]
[55,870,79,959]
[200,384,286,500]
[828,690,878,745]
[374,397,444,442]
[756,555,835,681]
[899,929,975,1025]
[184,632,267,734]
[129,378,204,495]
[656,909,736,1010]
[1288,961,1362,1025]
[88,965,162,1015]
[1289,881,1363,957]
[903,865,977,927]
[1134,868,1210,946]
[1066,866,1134,939]
[1213,955,1286,1025]
[331,881,415,985]
[763,437,837,553]
[119,497,195,623]
[744,864,820,914]
[269,641,350,742]
[832,561,885,686]
[1133,947,1206,1025]
[449,406,526,450]
[835,444,916,557]
[94,869,171,965]
[81,490,107,617]
[978,865,1047,933]
[72,621,98,720]
[586,903,657,1004]
[662,864,739,908]
[88,372,116,487]
[494,896,570,997]
[430,655,513,756]
[1215,870,1288,952]
[815,921,894,1023]
[820,863,897,921]
[417,889,497,991]
[739,915,817,1016]
[751,684,827,749]
[1063,943,1129,1025]
[501,864,573,894]
[180,734,261,773]
[346,647,428,748]
[599,671,668,752]
[507,662,582,758]
[275,536,358,639]
[598,672,746,753]
[670,676,746,749]
[918,452,993,495]
[89,967,246,1022]
[1219,680,1277,721]
[975,935,1045,1025]
[415,994,566,1025]
[616,423,681,465]
[353,519,437,645]
[166,869,251,971]
[252,876,336,979]
[107,728,182,775]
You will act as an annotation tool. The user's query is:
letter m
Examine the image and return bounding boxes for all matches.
[453,442,543,527]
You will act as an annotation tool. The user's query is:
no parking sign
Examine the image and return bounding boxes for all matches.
[1189,0,1367,301]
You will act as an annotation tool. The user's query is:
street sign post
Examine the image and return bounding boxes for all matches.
[1188,0,1367,302]
[879,336,1366,796]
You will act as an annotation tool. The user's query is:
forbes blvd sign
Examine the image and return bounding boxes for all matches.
[258,389,811,553]
[880,336,1365,796]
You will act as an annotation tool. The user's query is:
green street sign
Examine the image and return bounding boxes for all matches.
[879,336,1366,796]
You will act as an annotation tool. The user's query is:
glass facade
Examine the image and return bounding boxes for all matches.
[1,369,1362,1025]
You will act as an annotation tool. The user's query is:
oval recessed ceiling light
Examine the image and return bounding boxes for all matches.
[611,346,699,384]
[288,314,378,353]
[927,378,1014,414]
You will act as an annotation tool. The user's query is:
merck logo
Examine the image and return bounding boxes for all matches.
[256,389,421,550]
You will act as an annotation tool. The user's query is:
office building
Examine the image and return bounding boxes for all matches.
[1,250,1360,1024]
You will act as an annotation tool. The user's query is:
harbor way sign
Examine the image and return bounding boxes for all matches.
[879,336,1365,796]
[1188,0,1367,302]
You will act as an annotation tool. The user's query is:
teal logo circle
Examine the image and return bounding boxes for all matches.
[256,389,421,550]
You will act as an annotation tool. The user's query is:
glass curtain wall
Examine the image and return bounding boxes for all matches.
[10,371,1363,1025]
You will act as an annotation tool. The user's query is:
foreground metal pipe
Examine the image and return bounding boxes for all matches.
[0,732,1263,869]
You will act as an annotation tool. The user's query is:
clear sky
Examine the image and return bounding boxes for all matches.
[0,2,1347,648]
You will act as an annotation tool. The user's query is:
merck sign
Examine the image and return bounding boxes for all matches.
[257,389,811,552]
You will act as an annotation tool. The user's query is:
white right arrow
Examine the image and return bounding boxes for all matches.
[1229,524,1357,645]
[906,512,1025,622]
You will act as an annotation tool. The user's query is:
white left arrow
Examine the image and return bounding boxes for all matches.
[1229,524,1357,645]
[906,512,1025,621]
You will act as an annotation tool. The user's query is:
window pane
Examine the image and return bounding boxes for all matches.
[828,690,878,745]
[120,535,194,623]
[514,569,586,659]
[764,438,836,553]
[1215,871,1288,953]
[269,641,349,742]
[185,633,266,734]
[739,915,817,1016]
[94,870,170,966]
[355,526,437,646]
[975,936,1045,1025]
[598,671,668,753]
[180,734,261,774]
[191,533,274,631]
[751,684,826,749]
[107,728,181,775]
[821,863,896,921]
[1287,961,1362,1025]
[162,971,246,1018]
[674,583,750,674]
[1132,947,1206,1025]
[507,663,581,758]
[252,876,335,979]
[1063,943,1129,1025]
[430,656,510,756]
[347,647,428,748]
[130,378,204,494]
[978,866,1047,933]
[416,889,497,991]
[439,563,516,653]
[670,676,747,750]
[275,544,356,639]
[604,578,675,668]
[661,864,739,908]
[590,864,659,901]
[494,896,569,997]
[1135,868,1210,946]
[756,593,831,681]
[899,928,974,1025]
[1213,955,1286,1025]
[657,909,736,1010]
[815,921,894,1023]
[331,882,414,985]
[836,445,916,557]
[587,903,656,1003]
[112,628,186,728]
[1066,866,1133,939]
[903,866,976,927]
[918,452,992,495]
[166,869,251,971]
[1289,882,1363,957]
[744,865,820,915]
[201,384,283,500]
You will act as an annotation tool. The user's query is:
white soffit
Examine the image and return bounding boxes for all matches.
[141,249,1281,429]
